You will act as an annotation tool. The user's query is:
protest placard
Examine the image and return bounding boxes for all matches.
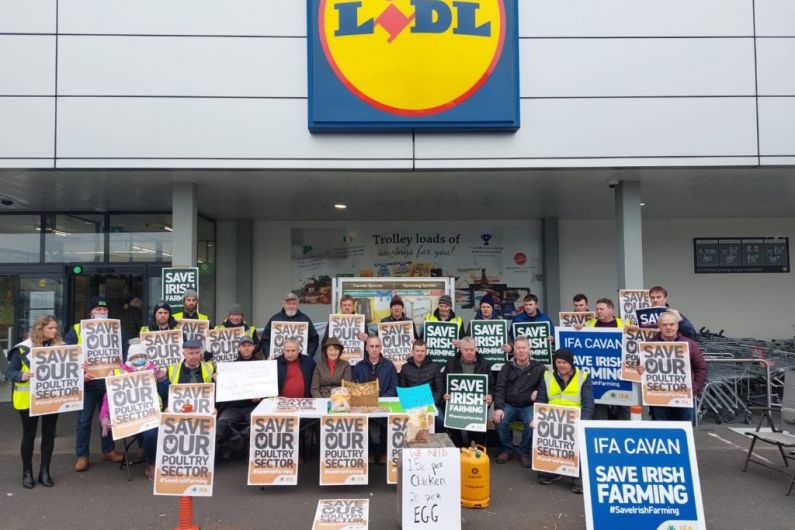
[618,289,651,328]
[80,319,122,378]
[140,329,183,370]
[621,327,659,383]
[206,326,245,363]
[635,307,669,329]
[558,311,595,328]
[531,403,580,477]
[106,370,160,440]
[469,319,507,368]
[269,321,309,357]
[329,314,366,365]
[177,319,210,346]
[320,415,368,485]
[512,322,552,364]
[397,383,435,411]
[401,447,461,530]
[273,397,324,415]
[387,413,436,485]
[556,328,637,406]
[444,374,488,432]
[379,321,414,372]
[167,383,214,415]
[154,413,215,497]
[423,321,458,365]
[215,360,278,402]
[29,345,84,416]
[639,342,693,408]
[579,421,705,530]
[161,267,199,314]
[248,414,300,486]
[312,499,369,530]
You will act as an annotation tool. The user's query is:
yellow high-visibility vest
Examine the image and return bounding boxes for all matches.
[544,368,587,408]
[13,359,31,411]
[167,361,213,384]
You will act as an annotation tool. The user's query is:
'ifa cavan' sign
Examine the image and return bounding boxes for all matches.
[308,0,520,131]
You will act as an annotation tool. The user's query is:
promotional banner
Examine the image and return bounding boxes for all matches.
[635,307,669,329]
[177,319,209,346]
[328,314,366,365]
[444,374,488,432]
[140,329,183,370]
[248,414,300,486]
[618,289,651,328]
[269,321,309,357]
[639,342,693,408]
[556,328,637,406]
[579,421,705,530]
[469,319,508,368]
[274,397,325,415]
[106,370,160,440]
[312,499,369,530]
[513,322,552,364]
[401,447,461,530]
[206,326,245,363]
[167,383,214,415]
[29,345,84,416]
[531,403,580,478]
[80,319,123,378]
[320,415,368,485]
[215,360,278,402]
[423,321,458,365]
[559,312,595,328]
[154,413,215,497]
[161,267,199,314]
[379,320,414,372]
[621,327,659,383]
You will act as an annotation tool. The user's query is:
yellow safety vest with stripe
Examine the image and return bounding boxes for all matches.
[112,367,164,410]
[167,361,214,384]
[424,314,463,335]
[13,358,31,411]
[214,322,257,340]
[544,368,588,409]
[173,312,209,321]
[72,323,83,343]
[584,318,625,328]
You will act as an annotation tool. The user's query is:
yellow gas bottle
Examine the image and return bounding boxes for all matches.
[460,443,490,508]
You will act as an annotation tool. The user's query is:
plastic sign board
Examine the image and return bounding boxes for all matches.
[308,0,520,131]
[161,267,199,314]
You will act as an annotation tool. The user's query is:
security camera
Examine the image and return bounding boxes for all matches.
[607,180,619,189]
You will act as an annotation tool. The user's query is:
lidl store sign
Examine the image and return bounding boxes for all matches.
[308,0,520,131]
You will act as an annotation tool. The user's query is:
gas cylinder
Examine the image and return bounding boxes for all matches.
[460,443,490,508]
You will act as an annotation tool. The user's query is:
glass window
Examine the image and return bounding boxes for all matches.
[0,215,41,263]
[43,214,105,263]
[109,214,173,263]
[197,215,216,323]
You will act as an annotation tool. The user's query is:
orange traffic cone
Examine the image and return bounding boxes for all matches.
[174,496,199,530]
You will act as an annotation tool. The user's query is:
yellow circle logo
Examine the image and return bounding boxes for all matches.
[320,0,505,116]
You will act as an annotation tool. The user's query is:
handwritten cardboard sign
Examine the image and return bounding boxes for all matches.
[215,360,278,402]
[401,447,461,530]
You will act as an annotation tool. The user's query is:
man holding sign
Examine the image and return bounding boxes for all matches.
[217,336,261,459]
[510,294,555,344]
[398,340,444,432]
[167,339,215,386]
[261,292,319,359]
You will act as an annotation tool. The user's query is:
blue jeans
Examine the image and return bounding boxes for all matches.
[76,383,115,457]
[138,428,158,465]
[650,406,694,423]
[496,403,534,456]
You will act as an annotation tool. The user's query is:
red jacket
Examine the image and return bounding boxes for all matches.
[653,332,708,395]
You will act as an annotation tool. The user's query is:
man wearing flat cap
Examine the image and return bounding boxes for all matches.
[261,292,320,359]
[167,338,215,385]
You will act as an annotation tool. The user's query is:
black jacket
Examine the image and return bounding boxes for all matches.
[261,309,319,359]
[494,359,547,410]
[398,356,444,406]
[443,352,495,396]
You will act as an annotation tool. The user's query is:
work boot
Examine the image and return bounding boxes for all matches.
[571,478,583,494]
[74,456,89,472]
[38,467,54,487]
[496,452,512,464]
[23,467,35,489]
[102,450,124,463]
[539,473,561,485]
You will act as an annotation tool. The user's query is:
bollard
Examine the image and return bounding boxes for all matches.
[174,496,199,530]
[630,405,643,421]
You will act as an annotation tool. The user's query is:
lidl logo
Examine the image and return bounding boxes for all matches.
[308,0,519,131]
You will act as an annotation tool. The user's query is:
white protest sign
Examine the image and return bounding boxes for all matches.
[154,413,215,496]
[248,414,300,486]
[270,321,309,357]
[80,319,123,378]
[378,321,414,372]
[329,314,366,365]
[177,319,210,346]
[140,329,183,370]
[531,403,580,477]
[206,326,245,363]
[621,326,659,383]
[167,383,214,415]
[401,447,461,530]
[559,311,595,328]
[106,370,160,440]
[639,341,693,408]
[29,345,84,416]
[215,360,278,402]
[618,289,651,328]
[320,415,368,485]
[312,499,369,530]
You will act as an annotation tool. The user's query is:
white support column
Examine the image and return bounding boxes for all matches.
[615,181,644,289]
[172,182,197,267]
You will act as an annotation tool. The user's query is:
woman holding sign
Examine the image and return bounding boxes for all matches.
[6,315,64,489]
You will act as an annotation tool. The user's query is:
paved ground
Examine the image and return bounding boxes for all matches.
[1,403,794,529]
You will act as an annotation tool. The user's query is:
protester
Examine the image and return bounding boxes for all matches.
[584,298,625,328]
[64,296,128,471]
[380,295,418,339]
[322,294,369,346]
[167,338,214,385]
[422,294,464,344]
[215,303,258,347]
[493,336,547,467]
[99,344,166,480]
[6,315,64,488]
[510,294,555,344]
[139,301,178,333]
[572,293,589,312]
[443,336,494,448]
[538,348,594,493]
[261,293,320,359]
[649,286,698,340]
[216,336,262,459]
[172,289,209,322]
[465,293,512,355]
[311,337,352,398]
[398,339,445,432]
[277,338,317,398]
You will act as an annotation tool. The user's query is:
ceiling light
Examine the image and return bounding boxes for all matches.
[334,204,347,210]
[640,202,646,207]
[163,225,173,232]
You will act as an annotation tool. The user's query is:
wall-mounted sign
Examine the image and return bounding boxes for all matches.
[694,237,789,273]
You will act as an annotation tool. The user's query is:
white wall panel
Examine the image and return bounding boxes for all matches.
[758,97,795,156]
[0,97,54,157]
[58,36,306,97]
[416,98,758,160]
[756,39,795,95]
[0,0,55,33]
[522,38,755,97]
[56,98,411,162]
[59,0,305,36]
[521,0,753,37]
[755,0,795,36]
[0,36,55,95]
